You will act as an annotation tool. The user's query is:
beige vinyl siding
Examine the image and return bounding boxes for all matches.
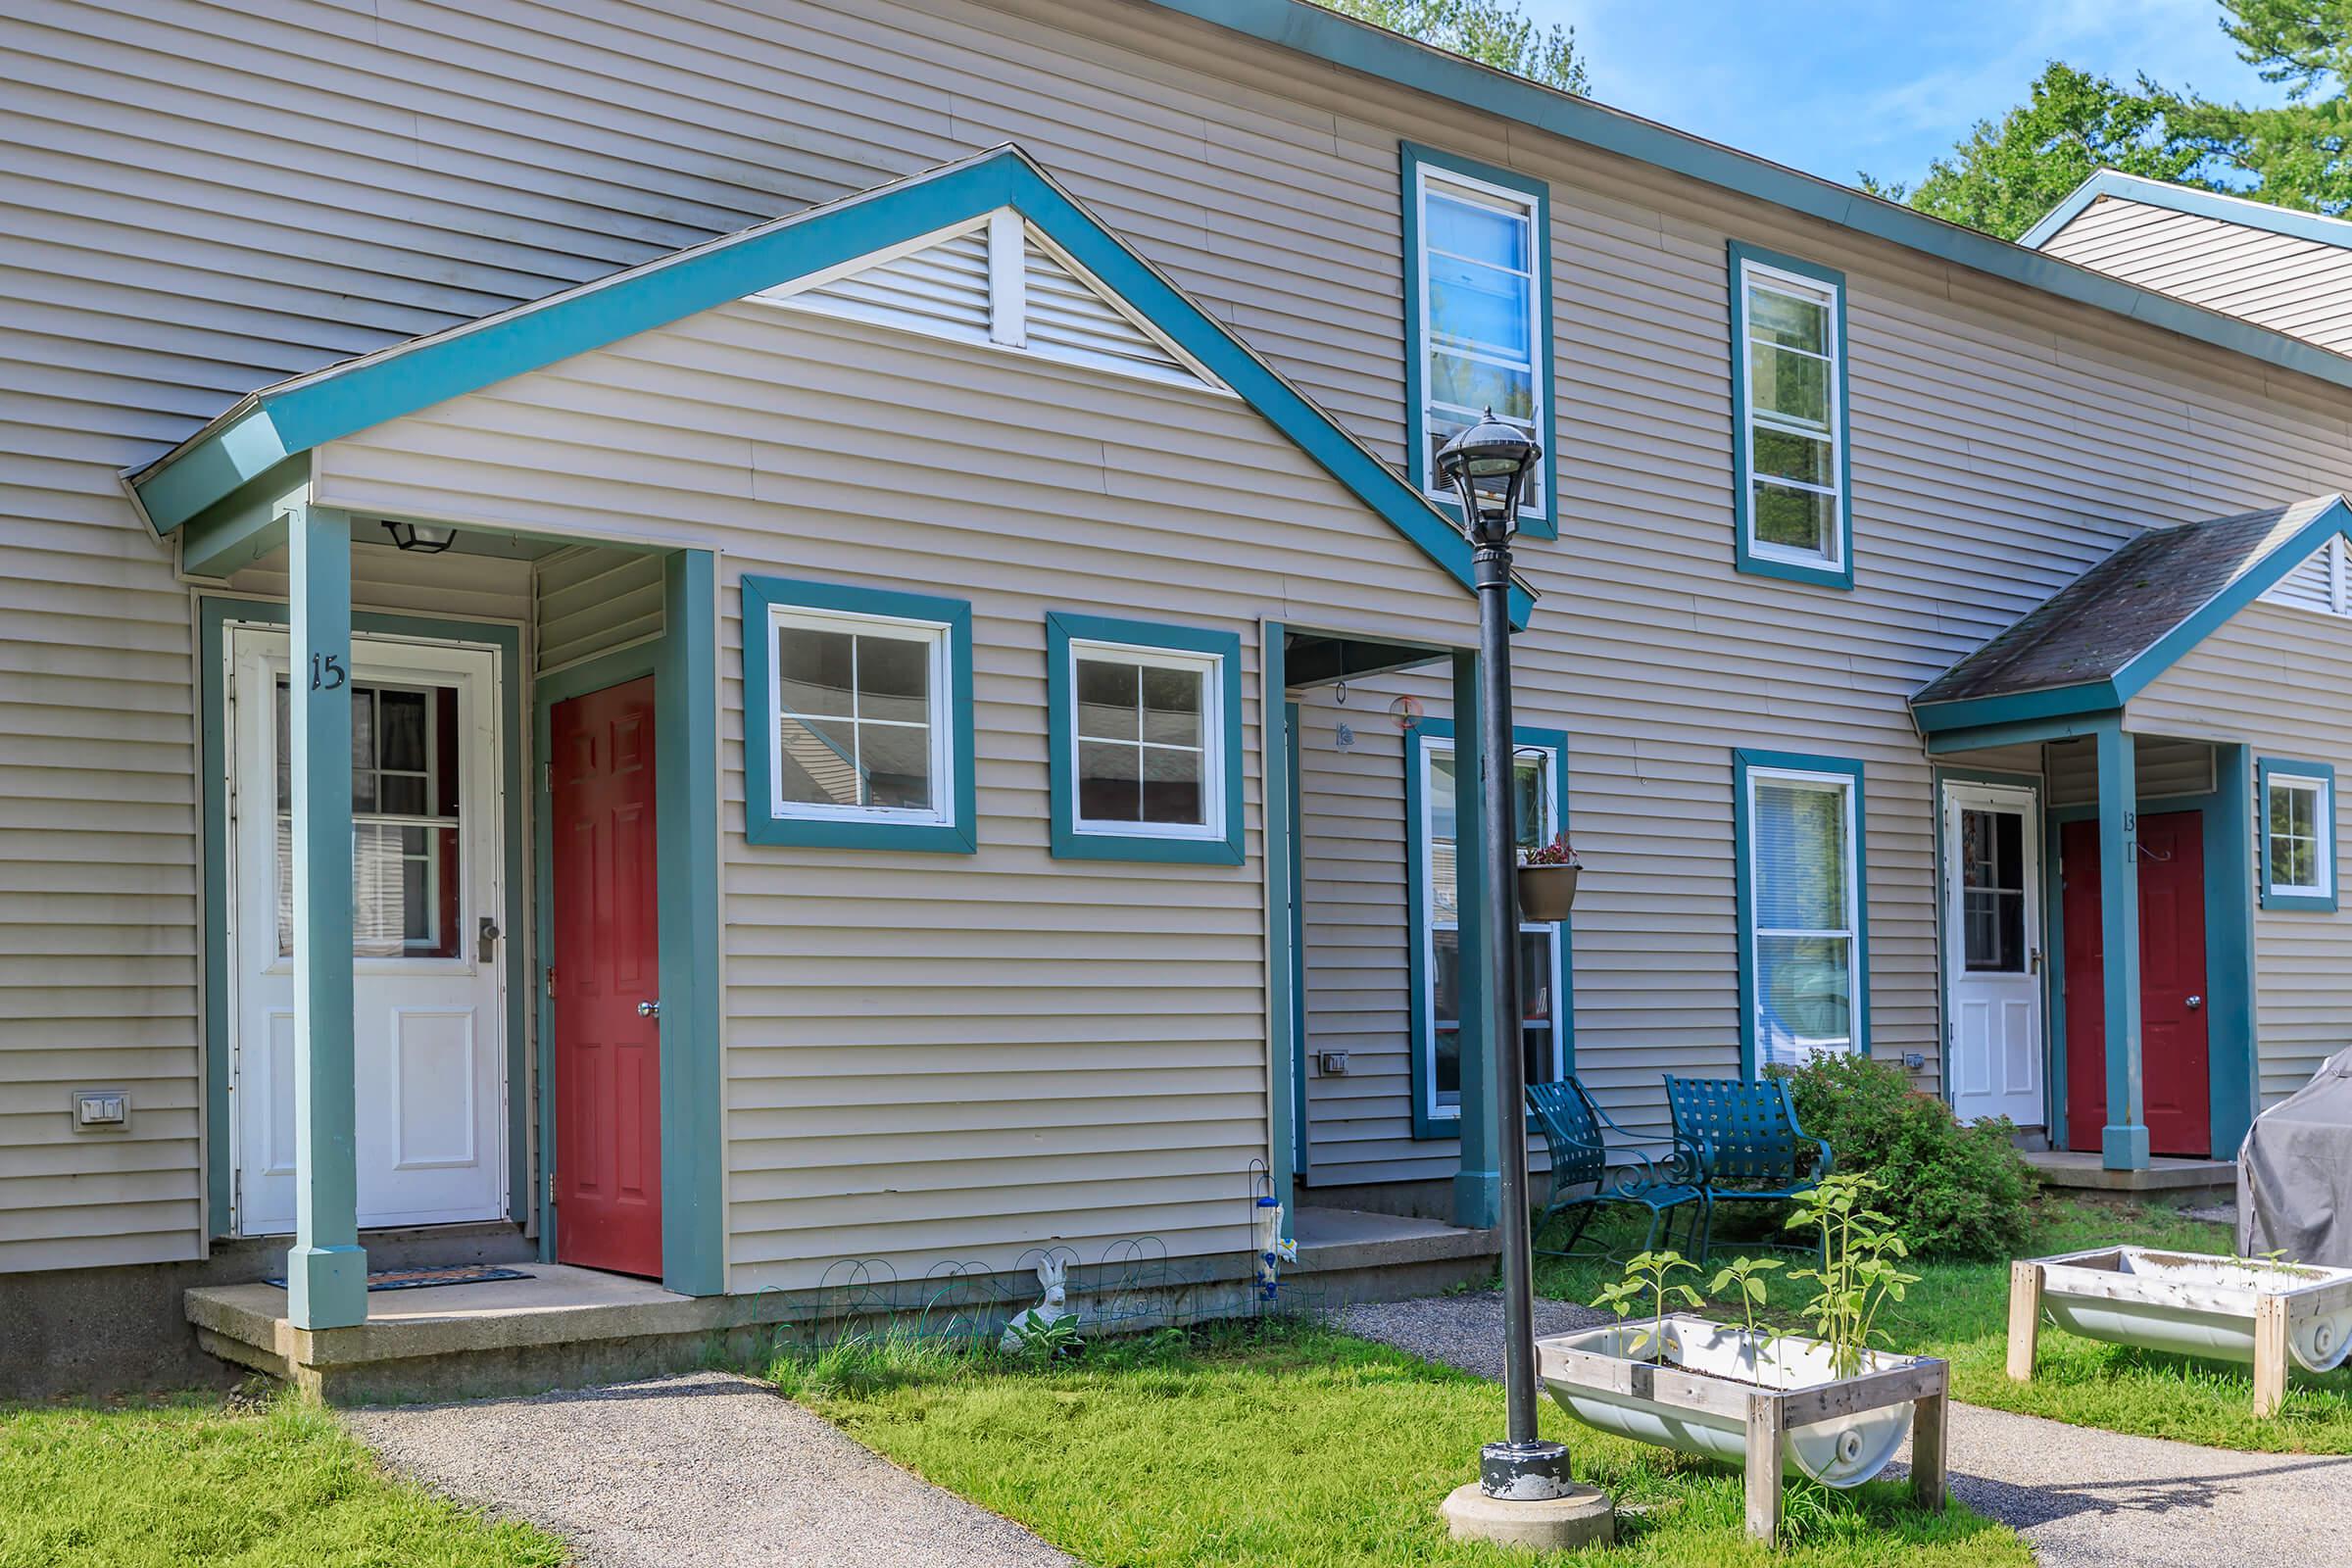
[2129,600,2352,1104]
[535,547,665,674]
[2038,195,2352,354]
[312,301,1476,1288]
[2043,735,2218,808]
[222,538,536,626]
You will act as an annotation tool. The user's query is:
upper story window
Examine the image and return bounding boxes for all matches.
[1406,720,1571,1136]
[1046,612,1244,864]
[1402,143,1555,539]
[2260,758,2336,910]
[741,575,977,854]
[1730,244,1852,588]
[1736,750,1870,1071]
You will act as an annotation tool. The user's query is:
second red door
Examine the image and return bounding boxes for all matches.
[549,678,664,1278]
[2059,809,2212,1157]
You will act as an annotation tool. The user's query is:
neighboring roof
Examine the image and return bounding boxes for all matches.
[1145,1,2352,400]
[125,144,1531,626]
[1911,495,2352,730]
[2020,169,2352,254]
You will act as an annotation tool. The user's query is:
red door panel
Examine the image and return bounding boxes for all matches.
[2059,810,2211,1157]
[551,678,663,1277]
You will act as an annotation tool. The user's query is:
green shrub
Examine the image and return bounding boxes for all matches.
[1772,1052,2035,1259]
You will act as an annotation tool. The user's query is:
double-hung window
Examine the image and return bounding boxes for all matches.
[1408,722,1570,1135]
[1736,751,1868,1071]
[1403,144,1554,537]
[1730,244,1851,586]
[1046,612,1244,864]
[2260,759,2336,910]
[742,575,976,852]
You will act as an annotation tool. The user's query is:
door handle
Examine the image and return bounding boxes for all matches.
[638,1000,662,1019]
[2185,995,2204,1010]
[477,916,501,962]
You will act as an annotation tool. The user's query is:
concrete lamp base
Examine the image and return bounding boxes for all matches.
[1441,1482,1615,1552]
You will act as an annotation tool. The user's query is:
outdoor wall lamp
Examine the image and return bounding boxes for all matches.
[380,519,458,554]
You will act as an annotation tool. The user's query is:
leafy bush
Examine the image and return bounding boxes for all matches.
[1773,1052,2035,1259]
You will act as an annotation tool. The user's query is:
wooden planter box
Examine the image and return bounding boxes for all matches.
[1539,1316,1949,1543]
[2010,1247,2352,1417]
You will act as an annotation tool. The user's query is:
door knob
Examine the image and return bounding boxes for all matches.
[638,1000,662,1019]
[2185,995,2204,1010]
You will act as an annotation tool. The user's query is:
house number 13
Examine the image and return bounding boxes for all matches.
[310,653,347,691]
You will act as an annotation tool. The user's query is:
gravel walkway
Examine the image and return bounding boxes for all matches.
[1343,1293,2352,1568]
[343,1372,1073,1568]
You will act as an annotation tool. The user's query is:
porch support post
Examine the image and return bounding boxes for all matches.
[1450,648,1499,1230]
[2094,719,2149,1172]
[285,502,367,1329]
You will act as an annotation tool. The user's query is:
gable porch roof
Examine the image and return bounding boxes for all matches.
[125,143,1533,628]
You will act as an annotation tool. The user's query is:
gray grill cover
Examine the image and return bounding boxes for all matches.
[2239,1048,2352,1267]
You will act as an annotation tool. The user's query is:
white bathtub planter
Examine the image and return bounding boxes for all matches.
[1538,1316,1949,1543]
[2010,1247,2352,1417]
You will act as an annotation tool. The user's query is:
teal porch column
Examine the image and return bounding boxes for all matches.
[1450,649,1499,1229]
[286,502,367,1328]
[2095,719,2150,1171]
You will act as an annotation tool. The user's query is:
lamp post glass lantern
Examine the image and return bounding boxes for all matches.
[1435,409,1574,1503]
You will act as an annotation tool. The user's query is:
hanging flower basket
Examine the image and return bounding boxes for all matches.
[1518,833,1581,921]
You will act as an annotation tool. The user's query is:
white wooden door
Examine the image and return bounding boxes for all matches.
[227,625,507,1236]
[1943,782,2045,1127]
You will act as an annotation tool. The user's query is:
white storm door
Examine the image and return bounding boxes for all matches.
[1943,782,2045,1127]
[227,625,507,1236]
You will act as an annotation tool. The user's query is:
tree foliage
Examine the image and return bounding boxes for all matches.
[1873,0,2352,237]
[1309,0,1589,95]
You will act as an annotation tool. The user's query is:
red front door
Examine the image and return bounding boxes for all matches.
[2059,810,2212,1156]
[550,678,663,1277]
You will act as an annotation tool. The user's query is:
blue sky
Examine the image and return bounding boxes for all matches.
[1525,0,2287,185]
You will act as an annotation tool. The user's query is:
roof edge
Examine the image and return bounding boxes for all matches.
[2020,168,2352,254]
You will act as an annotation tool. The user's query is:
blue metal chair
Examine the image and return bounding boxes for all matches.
[1527,1076,1705,1258]
[1662,1073,1833,1262]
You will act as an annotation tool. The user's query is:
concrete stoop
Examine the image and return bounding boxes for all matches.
[186,1207,1499,1402]
[2021,1150,2237,1206]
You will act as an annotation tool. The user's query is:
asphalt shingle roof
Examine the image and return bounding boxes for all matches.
[1913,496,2343,708]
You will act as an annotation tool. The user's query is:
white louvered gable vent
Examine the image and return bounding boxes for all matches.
[2262,535,2351,617]
[753,209,1222,393]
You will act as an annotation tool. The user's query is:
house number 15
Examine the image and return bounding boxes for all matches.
[310,653,347,691]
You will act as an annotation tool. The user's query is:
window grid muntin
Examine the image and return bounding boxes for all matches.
[1065,638,1224,841]
[1745,763,1859,1057]
[1740,259,1844,568]
[1415,166,1545,521]
[767,603,956,827]
[1417,734,1564,1121]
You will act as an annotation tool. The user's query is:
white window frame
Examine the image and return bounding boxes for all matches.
[1063,637,1228,844]
[1743,762,1861,1060]
[1413,164,1547,525]
[765,602,956,829]
[1739,257,1845,572]
[2266,770,2333,901]
[1414,731,1567,1124]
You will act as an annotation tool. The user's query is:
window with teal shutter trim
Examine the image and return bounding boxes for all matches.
[1735,750,1870,1074]
[2259,758,2336,910]
[1729,244,1853,587]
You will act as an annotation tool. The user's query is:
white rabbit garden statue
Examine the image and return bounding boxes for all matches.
[1000,1253,1080,1354]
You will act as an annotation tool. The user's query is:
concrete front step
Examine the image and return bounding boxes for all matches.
[187,1207,1499,1402]
[2021,1149,2236,1203]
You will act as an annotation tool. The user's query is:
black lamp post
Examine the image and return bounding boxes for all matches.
[1434,409,1574,1506]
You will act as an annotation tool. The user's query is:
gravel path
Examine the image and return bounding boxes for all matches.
[343,1372,1073,1568]
[1343,1292,2352,1568]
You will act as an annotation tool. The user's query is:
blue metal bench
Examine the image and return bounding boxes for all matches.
[1663,1073,1833,1261]
[1527,1076,1705,1258]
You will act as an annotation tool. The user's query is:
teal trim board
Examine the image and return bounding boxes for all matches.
[1403,710,1574,1147]
[1045,611,1247,864]
[1136,2,2352,403]
[197,597,528,1248]
[1733,749,1872,1079]
[739,573,978,855]
[1399,141,1558,542]
[1285,695,1308,1181]
[1728,243,1854,590]
[2021,168,2352,253]
[1261,625,1296,1213]
[128,145,1531,629]
[2257,757,2338,911]
[1443,653,1494,1225]
[2094,721,2148,1170]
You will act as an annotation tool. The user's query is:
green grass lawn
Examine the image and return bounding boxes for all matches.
[0,1393,566,1568]
[776,1321,2031,1567]
[1532,1195,2352,1453]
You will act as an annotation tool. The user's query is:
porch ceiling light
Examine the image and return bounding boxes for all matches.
[381,518,458,554]
[1434,408,1542,546]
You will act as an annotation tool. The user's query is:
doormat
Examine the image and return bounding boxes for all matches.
[263,1264,535,1293]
